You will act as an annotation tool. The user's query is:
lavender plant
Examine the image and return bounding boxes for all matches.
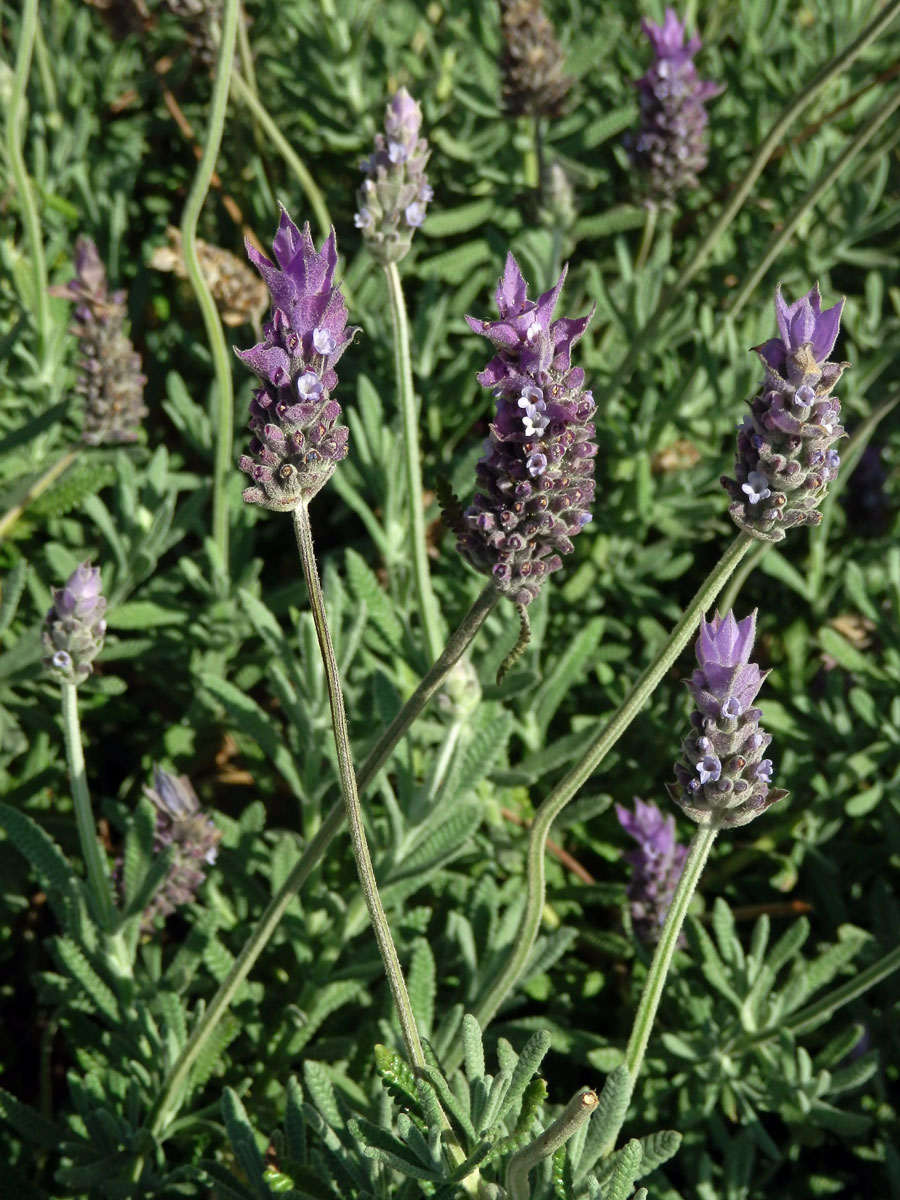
[237,209,356,510]
[42,562,108,685]
[49,237,147,446]
[455,254,597,606]
[627,6,720,209]
[723,284,848,540]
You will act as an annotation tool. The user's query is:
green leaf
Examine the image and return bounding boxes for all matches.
[462,1012,485,1083]
[53,937,120,1024]
[575,1065,630,1182]
[221,1088,266,1190]
[603,1138,643,1200]
[496,1030,552,1126]
[105,601,187,629]
[0,801,78,898]
[344,548,404,649]
[533,617,604,738]
[407,939,437,1039]
[0,1084,65,1148]
[425,199,496,238]
[0,560,28,636]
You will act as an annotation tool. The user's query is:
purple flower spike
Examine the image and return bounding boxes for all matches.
[616,798,687,944]
[235,208,358,511]
[49,237,147,445]
[42,563,108,684]
[454,254,596,606]
[668,609,787,829]
[722,284,849,541]
[499,0,573,119]
[355,88,431,264]
[626,6,721,209]
[138,766,222,930]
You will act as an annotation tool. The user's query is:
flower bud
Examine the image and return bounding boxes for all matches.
[42,563,108,684]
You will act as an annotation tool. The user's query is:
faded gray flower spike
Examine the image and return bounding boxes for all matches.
[499,0,573,119]
[722,285,849,542]
[668,610,787,829]
[42,563,108,685]
[140,765,222,929]
[355,88,432,265]
[50,237,147,446]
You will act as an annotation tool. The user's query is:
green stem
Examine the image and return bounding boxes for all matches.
[229,70,332,242]
[137,584,496,1161]
[7,0,50,359]
[180,0,238,576]
[292,502,424,1066]
[466,532,754,1049]
[741,941,900,1050]
[0,445,82,543]
[717,538,769,615]
[633,205,657,272]
[603,825,719,1154]
[384,262,444,663]
[507,1088,599,1200]
[607,0,900,397]
[727,89,900,322]
[61,684,116,931]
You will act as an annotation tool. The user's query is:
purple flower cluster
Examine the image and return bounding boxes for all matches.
[50,237,147,445]
[668,610,786,829]
[627,7,720,209]
[42,563,108,685]
[355,88,432,265]
[723,286,849,541]
[456,255,597,606]
[140,766,221,929]
[616,798,687,944]
[236,209,358,511]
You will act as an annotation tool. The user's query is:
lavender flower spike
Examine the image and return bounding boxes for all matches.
[722,284,849,541]
[49,237,147,445]
[42,563,108,684]
[355,88,432,265]
[236,208,358,511]
[455,254,597,605]
[616,798,687,944]
[627,7,721,209]
[139,766,222,929]
[668,610,787,829]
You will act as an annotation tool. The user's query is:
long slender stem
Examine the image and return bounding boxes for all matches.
[507,1088,599,1200]
[466,532,754,1048]
[598,825,718,1157]
[606,0,900,397]
[7,0,50,360]
[137,583,496,1161]
[61,684,116,931]
[634,206,657,272]
[384,262,444,663]
[229,70,332,242]
[727,90,900,323]
[292,502,424,1066]
[180,0,239,575]
[0,445,82,543]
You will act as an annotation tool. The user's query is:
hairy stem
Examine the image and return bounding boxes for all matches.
[0,445,82,543]
[292,502,424,1064]
[465,531,754,1051]
[180,0,238,575]
[384,262,444,663]
[137,583,496,1160]
[230,70,332,242]
[61,684,116,931]
[7,0,50,359]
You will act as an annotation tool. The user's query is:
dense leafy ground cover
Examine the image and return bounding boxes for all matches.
[2,0,900,1196]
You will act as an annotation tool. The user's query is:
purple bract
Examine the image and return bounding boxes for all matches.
[454,254,597,606]
[722,285,849,541]
[236,208,358,510]
[668,610,786,829]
